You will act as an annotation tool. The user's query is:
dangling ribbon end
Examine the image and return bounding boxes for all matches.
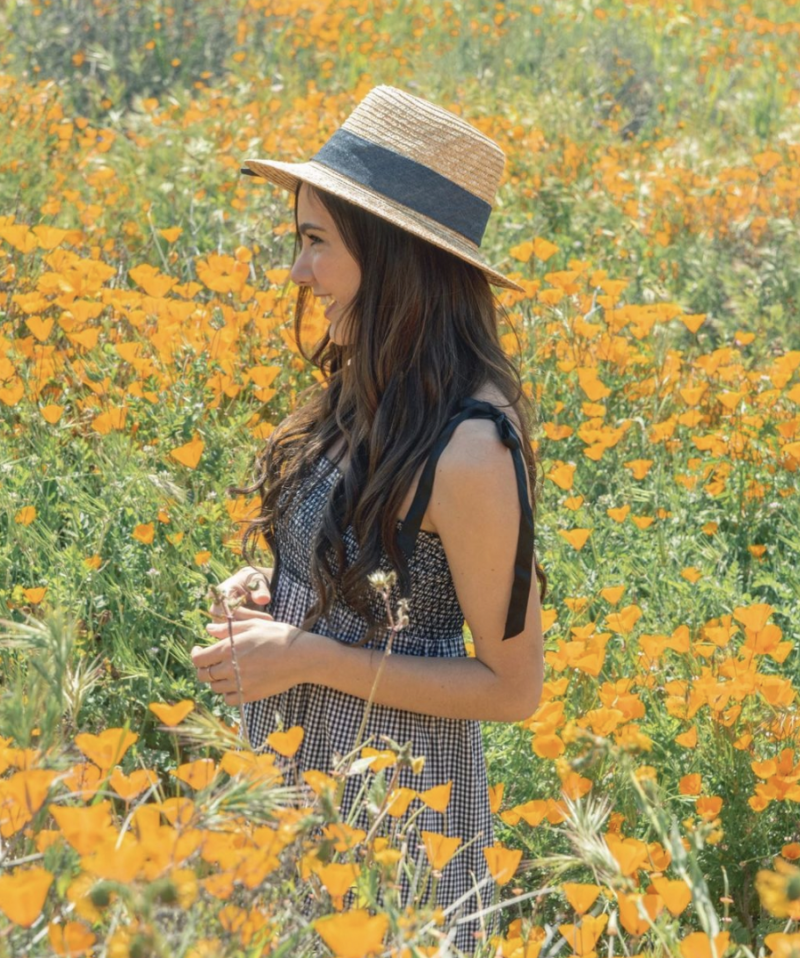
[501,621,525,641]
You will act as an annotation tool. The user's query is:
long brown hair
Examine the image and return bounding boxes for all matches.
[228,183,547,646]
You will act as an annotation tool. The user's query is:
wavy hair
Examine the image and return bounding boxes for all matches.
[228,183,547,647]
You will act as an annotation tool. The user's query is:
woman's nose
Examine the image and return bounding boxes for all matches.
[290,249,312,286]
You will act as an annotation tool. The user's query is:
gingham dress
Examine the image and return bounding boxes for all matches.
[243,398,534,954]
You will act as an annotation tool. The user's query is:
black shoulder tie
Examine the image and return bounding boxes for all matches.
[396,397,534,640]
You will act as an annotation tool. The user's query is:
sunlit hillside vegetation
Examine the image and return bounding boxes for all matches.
[1,1,800,955]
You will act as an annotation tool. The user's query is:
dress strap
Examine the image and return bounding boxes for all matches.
[396,397,534,641]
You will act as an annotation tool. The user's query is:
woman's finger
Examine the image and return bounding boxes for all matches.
[195,660,233,685]
[191,641,230,671]
[227,608,274,623]
[243,568,272,606]
[205,662,233,684]
[205,617,253,638]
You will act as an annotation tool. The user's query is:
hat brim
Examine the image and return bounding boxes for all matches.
[242,157,525,293]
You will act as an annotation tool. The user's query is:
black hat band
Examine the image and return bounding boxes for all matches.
[308,129,492,247]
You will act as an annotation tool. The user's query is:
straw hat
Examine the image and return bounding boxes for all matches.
[241,86,524,292]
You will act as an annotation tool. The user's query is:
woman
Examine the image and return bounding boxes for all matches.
[191,85,546,953]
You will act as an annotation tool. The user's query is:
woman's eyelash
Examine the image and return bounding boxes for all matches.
[306,233,322,245]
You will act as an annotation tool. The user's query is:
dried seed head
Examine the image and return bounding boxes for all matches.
[368,570,397,592]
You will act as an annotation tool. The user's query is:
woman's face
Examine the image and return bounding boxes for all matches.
[290,184,361,346]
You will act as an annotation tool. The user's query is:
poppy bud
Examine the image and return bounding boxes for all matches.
[89,882,113,908]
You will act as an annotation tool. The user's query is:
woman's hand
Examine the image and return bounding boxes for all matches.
[192,610,311,704]
[194,564,315,704]
[207,565,273,618]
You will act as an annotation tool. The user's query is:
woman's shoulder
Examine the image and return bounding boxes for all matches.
[457,383,524,448]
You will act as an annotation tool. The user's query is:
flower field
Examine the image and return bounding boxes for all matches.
[2,0,800,954]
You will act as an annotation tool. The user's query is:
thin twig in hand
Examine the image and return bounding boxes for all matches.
[209,584,251,751]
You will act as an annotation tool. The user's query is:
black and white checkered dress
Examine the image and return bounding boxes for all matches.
[243,398,535,954]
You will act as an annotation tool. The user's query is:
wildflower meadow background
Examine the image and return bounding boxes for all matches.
[1,0,800,955]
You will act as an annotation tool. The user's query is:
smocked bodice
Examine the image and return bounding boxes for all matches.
[272,454,467,650]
